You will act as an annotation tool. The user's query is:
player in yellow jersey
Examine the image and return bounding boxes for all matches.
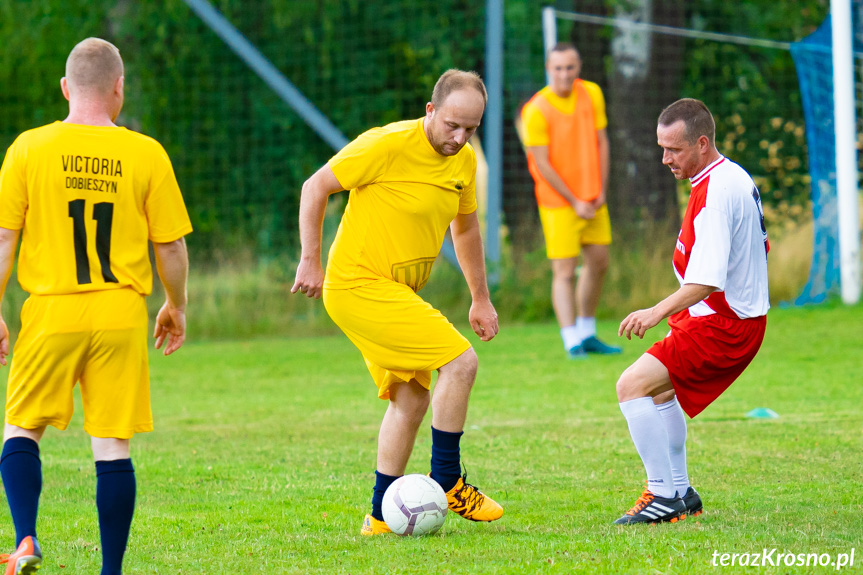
[0,38,192,574]
[292,70,504,535]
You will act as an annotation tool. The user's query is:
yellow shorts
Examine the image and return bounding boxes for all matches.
[323,280,471,401]
[5,288,151,439]
[538,204,612,259]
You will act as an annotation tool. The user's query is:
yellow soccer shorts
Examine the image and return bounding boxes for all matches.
[5,288,151,439]
[323,280,472,400]
[538,203,612,259]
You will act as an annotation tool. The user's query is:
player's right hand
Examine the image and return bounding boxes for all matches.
[291,259,325,299]
[618,307,660,340]
[573,199,596,220]
[0,317,8,367]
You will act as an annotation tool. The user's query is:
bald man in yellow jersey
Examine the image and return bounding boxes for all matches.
[522,43,621,359]
[293,70,503,535]
[0,38,191,574]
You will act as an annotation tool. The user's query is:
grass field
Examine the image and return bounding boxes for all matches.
[0,301,860,574]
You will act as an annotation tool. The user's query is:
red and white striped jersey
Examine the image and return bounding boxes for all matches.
[673,156,770,319]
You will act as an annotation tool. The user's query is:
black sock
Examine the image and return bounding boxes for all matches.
[96,459,136,575]
[0,437,42,546]
[371,471,400,521]
[430,426,463,492]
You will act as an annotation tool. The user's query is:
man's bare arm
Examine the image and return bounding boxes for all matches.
[619,283,718,340]
[0,227,20,367]
[594,128,610,208]
[527,145,596,219]
[450,211,498,342]
[153,237,189,355]
[291,164,345,299]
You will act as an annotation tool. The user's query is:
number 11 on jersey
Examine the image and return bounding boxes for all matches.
[68,199,118,285]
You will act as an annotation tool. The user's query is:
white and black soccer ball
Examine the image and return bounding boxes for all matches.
[382,474,448,536]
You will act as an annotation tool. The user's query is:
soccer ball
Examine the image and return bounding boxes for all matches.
[382,474,449,536]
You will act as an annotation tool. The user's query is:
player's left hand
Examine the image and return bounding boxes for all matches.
[573,199,596,220]
[618,307,661,340]
[0,317,8,367]
[154,302,187,356]
[469,299,499,342]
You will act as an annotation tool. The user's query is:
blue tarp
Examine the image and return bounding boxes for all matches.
[789,13,861,304]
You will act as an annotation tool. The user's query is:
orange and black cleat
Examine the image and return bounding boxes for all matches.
[682,486,703,517]
[614,489,686,525]
[0,535,42,575]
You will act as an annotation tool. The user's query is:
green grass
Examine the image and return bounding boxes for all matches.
[0,302,861,574]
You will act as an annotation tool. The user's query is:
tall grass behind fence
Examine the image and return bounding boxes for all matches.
[0,213,815,342]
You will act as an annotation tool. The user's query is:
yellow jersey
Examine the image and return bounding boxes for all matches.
[0,121,192,296]
[521,80,607,147]
[522,80,607,206]
[325,118,477,292]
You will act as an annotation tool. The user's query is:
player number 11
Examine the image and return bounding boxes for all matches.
[68,199,118,285]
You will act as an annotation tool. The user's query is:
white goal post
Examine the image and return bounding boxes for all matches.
[832,0,862,304]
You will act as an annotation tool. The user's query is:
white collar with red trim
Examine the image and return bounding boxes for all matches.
[690,155,725,186]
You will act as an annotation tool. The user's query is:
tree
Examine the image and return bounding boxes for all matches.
[592,0,685,227]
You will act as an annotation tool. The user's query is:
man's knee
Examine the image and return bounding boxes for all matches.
[582,245,610,275]
[389,380,430,422]
[616,356,674,402]
[404,391,431,421]
[441,348,478,385]
[3,423,45,444]
[398,398,430,426]
[551,258,578,281]
[616,368,644,402]
[91,437,131,461]
[552,268,577,282]
[591,257,609,276]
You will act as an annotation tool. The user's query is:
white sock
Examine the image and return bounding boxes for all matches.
[619,397,676,498]
[576,316,596,340]
[561,324,581,351]
[656,397,690,496]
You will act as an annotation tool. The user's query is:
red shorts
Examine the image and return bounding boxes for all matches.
[646,310,767,418]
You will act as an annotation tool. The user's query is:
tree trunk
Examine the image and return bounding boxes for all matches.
[605,0,685,228]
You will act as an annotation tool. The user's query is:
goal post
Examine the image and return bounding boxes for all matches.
[832,0,862,304]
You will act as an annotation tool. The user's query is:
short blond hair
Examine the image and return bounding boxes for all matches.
[431,69,487,108]
[65,38,124,96]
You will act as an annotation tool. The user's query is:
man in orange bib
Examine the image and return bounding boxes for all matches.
[521,43,620,358]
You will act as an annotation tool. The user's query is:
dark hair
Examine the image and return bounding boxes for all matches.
[547,42,580,59]
[431,69,487,108]
[658,98,716,145]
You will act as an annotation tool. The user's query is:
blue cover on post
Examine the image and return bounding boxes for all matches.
[789,11,861,304]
